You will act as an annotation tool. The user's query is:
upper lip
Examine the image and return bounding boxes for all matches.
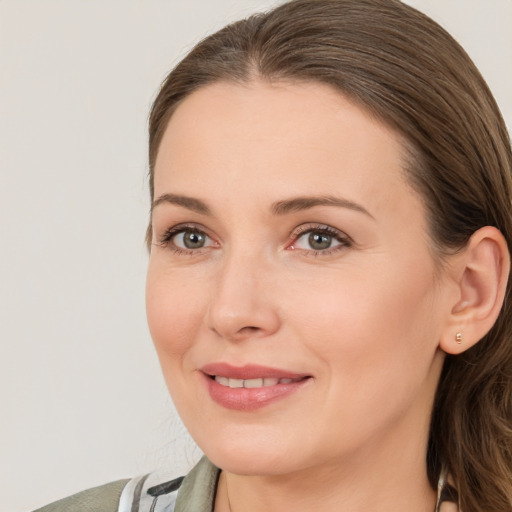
[200,362,309,380]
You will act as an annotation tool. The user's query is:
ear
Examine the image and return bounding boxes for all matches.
[439,226,510,355]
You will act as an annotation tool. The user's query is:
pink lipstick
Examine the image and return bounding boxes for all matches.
[200,363,311,411]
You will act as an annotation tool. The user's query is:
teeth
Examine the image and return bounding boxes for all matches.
[213,376,301,388]
[244,378,263,388]
[215,376,229,386]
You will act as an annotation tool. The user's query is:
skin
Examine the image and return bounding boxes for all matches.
[146,80,462,511]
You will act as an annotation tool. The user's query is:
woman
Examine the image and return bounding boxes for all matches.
[35,0,512,511]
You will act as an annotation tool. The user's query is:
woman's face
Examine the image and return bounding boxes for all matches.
[146,80,454,477]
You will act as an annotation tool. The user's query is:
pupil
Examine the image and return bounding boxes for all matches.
[184,231,205,249]
[309,232,331,250]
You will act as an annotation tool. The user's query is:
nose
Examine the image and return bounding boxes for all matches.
[205,252,281,342]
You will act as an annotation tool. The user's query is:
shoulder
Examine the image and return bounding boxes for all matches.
[31,457,219,512]
[32,479,130,512]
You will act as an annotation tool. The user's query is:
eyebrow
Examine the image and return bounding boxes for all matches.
[152,193,211,215]
[152,193,373,219]
[271,195,374,218]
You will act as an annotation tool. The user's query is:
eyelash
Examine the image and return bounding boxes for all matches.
[288,224,352,256]
[156,223,352,256]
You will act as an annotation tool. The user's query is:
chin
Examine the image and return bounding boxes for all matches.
[193,424,304,476]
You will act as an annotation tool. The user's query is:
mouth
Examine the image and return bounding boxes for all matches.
[199,363,312,411]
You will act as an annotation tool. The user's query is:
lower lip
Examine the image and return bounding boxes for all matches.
[201,373,311,411]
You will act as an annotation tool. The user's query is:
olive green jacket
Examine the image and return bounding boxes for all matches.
[32,479,129,512]
[32,457,220,512]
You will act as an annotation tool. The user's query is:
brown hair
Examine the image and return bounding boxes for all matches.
[147,1,512,509]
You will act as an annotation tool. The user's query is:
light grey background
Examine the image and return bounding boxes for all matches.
[1,1,510,511]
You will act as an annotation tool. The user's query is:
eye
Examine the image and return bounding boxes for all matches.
[158,225,217,253]
[289,225,351,254]
[175,230,209,249]
[301,232,337,251]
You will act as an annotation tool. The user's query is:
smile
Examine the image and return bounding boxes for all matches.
[200,363,312,411]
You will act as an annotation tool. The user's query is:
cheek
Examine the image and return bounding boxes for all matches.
[286,260,441,380]
[145,263,206,363]
[282,264,443,447]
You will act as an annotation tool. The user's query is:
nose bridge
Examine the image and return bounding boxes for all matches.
[206,244,279,340]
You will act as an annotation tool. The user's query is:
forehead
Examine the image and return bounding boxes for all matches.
[154,79,415,219]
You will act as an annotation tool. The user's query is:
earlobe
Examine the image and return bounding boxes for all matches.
[440,226,510,355]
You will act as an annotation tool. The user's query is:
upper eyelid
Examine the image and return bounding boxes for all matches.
[291,223,351,240]
[161,222,210,236]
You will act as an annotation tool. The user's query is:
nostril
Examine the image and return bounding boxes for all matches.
[240,326,260,334]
